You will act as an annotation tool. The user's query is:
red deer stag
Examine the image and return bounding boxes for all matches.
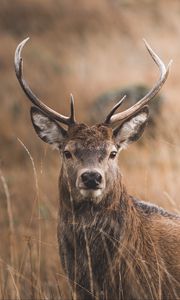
[15,38,180,300]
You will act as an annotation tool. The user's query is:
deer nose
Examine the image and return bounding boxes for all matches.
[81,171,102,189]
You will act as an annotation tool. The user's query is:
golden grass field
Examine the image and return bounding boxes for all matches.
[0,0,180,299]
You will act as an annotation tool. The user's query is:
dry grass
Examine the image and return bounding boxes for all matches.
[0,0,180,299]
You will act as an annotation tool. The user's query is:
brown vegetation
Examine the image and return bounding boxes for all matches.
[0,0,180,299]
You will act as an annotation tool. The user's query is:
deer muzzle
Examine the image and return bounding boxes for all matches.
[76,168,105,197]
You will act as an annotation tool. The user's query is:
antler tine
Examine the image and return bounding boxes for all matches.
[14,38,76,126]
[104,95,126,124]
[70,93,76,124]
[104,40,172,126]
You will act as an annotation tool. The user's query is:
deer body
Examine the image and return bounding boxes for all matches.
[58,193,180,300]
[57,125,180,300]
[14,38,180,299]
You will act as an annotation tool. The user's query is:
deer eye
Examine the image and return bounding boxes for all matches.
[109,151,117,159]
[63,151,72,159]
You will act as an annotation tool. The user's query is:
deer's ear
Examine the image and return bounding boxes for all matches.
[30,107,67,148]
[113,106,149,149]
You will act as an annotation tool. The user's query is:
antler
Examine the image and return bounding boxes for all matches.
[104,40,172,126]
[14,38,76,126]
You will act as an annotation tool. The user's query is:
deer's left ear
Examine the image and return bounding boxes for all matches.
[113,106,149,149]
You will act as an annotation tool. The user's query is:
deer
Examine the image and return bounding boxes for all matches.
[14,38,180,300]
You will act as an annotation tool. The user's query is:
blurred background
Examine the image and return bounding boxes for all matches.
[0,0,180,299]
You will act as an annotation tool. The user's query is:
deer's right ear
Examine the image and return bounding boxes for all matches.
[30,107,67,148]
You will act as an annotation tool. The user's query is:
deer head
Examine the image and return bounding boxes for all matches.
[14,38,171,205]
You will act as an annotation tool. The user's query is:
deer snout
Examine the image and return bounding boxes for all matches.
[81,171,102,189]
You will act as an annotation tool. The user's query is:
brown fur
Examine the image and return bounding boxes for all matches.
[56,124,180,300]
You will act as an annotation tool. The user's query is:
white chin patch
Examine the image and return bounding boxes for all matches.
[80,189,103,198]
